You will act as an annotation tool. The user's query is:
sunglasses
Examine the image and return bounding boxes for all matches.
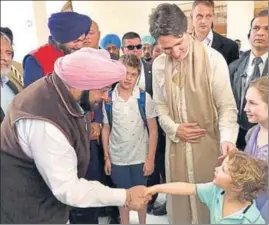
[124,44,143,50]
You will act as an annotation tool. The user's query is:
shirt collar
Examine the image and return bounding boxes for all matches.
[112,84,140,101]
[1,75,9,87]
[234,201,264,223]
[217,190,263,223]
[202,29,213,46]
[250,51,268,65]
[76,103,85,115]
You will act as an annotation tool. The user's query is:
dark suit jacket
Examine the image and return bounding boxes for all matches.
[141,60,153,97]
[229,50,268,130]
[212,31,239,65]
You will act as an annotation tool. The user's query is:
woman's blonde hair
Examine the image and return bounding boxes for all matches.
[227,151,268,201]
[249,76,268,104]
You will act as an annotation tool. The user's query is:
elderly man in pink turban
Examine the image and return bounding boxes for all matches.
[0,48,150,224]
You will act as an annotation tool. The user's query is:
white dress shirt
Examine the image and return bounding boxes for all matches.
[137,60,146,90]
[201,29,214,47]
[15,118,126,208]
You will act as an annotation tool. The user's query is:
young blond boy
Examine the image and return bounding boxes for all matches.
[146,152,267,224]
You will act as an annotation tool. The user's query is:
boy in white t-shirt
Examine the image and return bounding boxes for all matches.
[102,54,158,224]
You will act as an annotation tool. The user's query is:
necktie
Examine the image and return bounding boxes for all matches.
[251,57,263,81]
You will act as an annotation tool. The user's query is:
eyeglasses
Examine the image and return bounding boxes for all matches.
[124,44,143,50]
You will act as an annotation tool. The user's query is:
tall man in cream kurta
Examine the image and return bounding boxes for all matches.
[149,3,239,224]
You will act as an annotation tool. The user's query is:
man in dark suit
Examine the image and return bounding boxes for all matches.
[121,32,153,96]
[229,10,268,150]
[235,39,245,58]
[191,0,239,65]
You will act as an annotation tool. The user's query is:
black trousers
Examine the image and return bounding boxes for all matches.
[147,124,166,205]
[103,175,120,219]
[69,207,99,224]
[69,141,103,224]
[236,127,248,151]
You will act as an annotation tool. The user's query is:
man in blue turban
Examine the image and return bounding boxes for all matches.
[141,35,155,63]
[23,12,92,87]
[100,34,121,59]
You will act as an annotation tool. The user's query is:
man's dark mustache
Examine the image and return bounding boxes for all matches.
[79,90,91,111]
[79,90,102,112]
[58,44,79,55]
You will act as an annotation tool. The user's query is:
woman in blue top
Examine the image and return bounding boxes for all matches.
[244,76,268,223]
[145,152,267,224]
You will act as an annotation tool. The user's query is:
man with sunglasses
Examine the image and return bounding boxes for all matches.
[121,32,153,96]
[23,12,91,87]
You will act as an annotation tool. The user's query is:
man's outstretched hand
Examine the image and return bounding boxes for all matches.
[125,185,152,211]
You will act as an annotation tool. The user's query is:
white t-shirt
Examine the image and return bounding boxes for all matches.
[103,85,157,165]
[137,60,146,90]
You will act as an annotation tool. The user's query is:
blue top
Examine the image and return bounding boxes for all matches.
[196,182,265,224]
[23,55,44,87]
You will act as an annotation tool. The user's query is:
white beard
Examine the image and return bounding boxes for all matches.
[1,65,11,76]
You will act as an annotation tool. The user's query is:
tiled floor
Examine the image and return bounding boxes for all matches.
[99,194,169,224]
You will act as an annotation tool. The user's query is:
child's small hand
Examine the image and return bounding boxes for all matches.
[143,158,154,176]
[144,186,157,197]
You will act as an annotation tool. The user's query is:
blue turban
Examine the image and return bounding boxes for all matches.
[142,35,155,46]
[48,12,91,44]
[100,34,121,49]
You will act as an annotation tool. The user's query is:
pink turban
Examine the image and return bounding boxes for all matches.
[54,47,126,90]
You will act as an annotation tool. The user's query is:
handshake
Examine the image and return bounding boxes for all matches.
[124,185,156,211]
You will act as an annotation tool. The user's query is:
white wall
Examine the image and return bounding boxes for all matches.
[1,1,38,62]
[227,1,254,51]
[72,1,190,38]
[33,1,49,46]
[72,1,254,50]
[1,1,256,62]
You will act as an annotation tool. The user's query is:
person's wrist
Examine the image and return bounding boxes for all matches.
[124,189,132,208]
[146,155,155,161]
[104,154,110,161]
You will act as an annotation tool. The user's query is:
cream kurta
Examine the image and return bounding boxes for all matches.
[152,45,239,224]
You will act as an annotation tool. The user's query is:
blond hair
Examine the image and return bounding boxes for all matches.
[227,151,268,201]
[249,76,268,104]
